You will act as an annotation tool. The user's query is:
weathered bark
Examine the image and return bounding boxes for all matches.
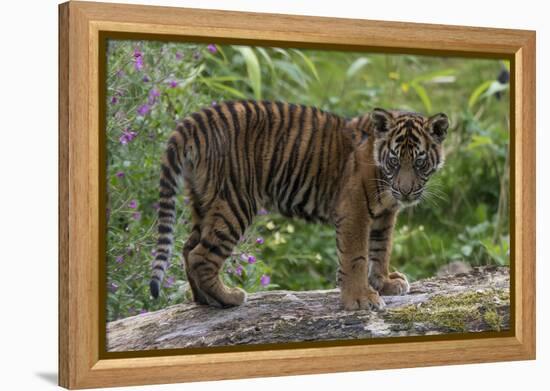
[107,266,509,352]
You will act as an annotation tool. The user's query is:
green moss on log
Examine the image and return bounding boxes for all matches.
[385,289,509,332]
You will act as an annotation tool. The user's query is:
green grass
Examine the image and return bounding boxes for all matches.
[105,40,510,321]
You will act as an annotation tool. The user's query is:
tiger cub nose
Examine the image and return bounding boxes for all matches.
[400,186,413,196]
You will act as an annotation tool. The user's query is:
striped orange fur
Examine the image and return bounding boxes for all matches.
[150,100,449,310]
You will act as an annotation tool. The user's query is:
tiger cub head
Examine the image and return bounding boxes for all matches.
[370,108,449,207]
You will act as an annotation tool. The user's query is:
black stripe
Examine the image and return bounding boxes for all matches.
[213,212,240,242]
[227,160,252,223]
[409,132,421,144]
[201,239,228,258]
[159,179,176,197]
[161,164,178,189]
[350,255,366,264]
[350,255,366,271]
[277,105,302,201]
[204,108,222,151]
[157,237,172,245]
[265,102,287,195]
[192,112,209,138]
[191,262,217,275]
[371,232,389,241]
[319,114,336,213]
[190,125,202,164]
[273,103,297,196]
[219,242,233,253]
[213,103,231,129]
[158,211,174,218]
[311,113,331,217]
[201,274,218,289]
[242,102,256,216]
[159,201,175,210]
[377,140,387,163]
[158,224,173,234]
[370,247,386,253]
[193,114,211,176]
[287,107,316,210]
[226,104,252,223]
[370,225,391,239]
[226,102,243,185]
[373,167,383,203]
[294,180,314,215]
[253,102,268,190]
[222,186,247,234]
[166,144,182,175]
[214,229,237,244]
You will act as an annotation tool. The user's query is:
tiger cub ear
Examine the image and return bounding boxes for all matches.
[370,108,394,138]
[427,113,449,143]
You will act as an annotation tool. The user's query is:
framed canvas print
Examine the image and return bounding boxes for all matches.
[58,1,536,389]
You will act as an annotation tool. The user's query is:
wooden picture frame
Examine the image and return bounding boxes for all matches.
[59,1,536,388]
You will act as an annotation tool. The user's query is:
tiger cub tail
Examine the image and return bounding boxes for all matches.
[149,131,185,299]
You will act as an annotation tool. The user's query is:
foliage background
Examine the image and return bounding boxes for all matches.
[105,40,509,321]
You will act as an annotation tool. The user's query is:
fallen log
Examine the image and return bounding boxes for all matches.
[107,266,509,352]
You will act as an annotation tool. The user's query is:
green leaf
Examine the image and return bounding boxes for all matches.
[291,49,320,82]
[410,82,432,113]
[346,57,370,79]
[468,80,493,109]
[203,52,226,67]
[467,135,493,150]
[461,244,473,257]
[215,45,229,64]
[235,46,262,99]
[272,48,291,59]
[256,47,275,76]
[273,60,310,88]
[199,78,247,99]
[480,238,509,266]
[201,75,243,82]
[178,63,205,90]
[474,204,488,222]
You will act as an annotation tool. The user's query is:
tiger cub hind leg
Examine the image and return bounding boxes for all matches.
[186,238,246,308]
[182,227,211,305]
[185,207,248,308]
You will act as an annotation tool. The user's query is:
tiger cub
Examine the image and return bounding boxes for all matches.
[149,100,448,310]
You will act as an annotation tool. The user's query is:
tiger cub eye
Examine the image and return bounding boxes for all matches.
[388,157,399,168]
[414,157,427,169]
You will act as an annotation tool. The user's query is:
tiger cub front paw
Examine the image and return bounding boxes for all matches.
[340,285,386,311]
[370,271,410,296]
